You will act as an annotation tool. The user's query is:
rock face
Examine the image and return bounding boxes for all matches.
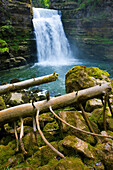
[50,0,113,61]
[0,0,36,71]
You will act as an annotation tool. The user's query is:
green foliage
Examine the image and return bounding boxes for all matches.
[0,39,7,48]
[0,47,9,54]
[0,39,9,54]
[41,0,50,8]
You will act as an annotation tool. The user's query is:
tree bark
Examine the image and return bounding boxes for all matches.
[0,73,58,94]
[0,83,111,125]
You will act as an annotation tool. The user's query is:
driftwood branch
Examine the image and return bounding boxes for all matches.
[14,121,19,151]
[20,117,27,154]
[0,83,111,126]
[108,97,113,117]
[103,92,109,131]
[36,109,65,158]
[49,106,113,139]
[79,104,99,142]
[0,73,58,94]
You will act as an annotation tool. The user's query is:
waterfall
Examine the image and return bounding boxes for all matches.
[32,7,74,66]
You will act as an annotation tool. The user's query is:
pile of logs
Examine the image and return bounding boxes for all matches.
[0,73,112,158]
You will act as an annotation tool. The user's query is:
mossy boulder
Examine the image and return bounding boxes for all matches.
[0,140,16,166]
[65,65,110,93]
[95,141,113,170]
[38,157,89,170]
[23,131,39,157]
[89,108,111,130]
[59,110,99,145]
[0,96,6,110]
[58,135,95,159]
[43,121,59,132]
[107,118,113,131]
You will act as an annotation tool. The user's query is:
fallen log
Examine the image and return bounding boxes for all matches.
[0,73,58,94]
[0,83,111,126]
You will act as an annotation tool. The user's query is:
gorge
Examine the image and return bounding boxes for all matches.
[0,0,113,96]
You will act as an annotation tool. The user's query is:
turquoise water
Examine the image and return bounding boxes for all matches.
[0,58,112,97]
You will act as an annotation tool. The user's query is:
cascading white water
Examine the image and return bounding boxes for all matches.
[32,7,74,66]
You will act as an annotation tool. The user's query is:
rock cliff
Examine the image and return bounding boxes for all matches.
[0,0,36,71]
[50,0,113,61]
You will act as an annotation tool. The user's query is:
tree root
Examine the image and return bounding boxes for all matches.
[49,106,113,139]
[36,109,65,159]
[79,104,99,142]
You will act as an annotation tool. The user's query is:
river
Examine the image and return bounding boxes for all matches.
[0,8,113,97]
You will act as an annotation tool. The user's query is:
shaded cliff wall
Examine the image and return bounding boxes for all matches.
[0,0,36,71]
[50,0,113,61]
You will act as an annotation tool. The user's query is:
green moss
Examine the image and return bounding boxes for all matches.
[0,39,7,48]
[0,141,16,165]
[38,157,89,170]
[27,150,42,168]
[1,25,15,37]
[89,108,111,130]
[0,96,6,110]
[86,67,109,79]
[23,132,39,156]
[65,66,110,93]
[40,142,58,165]
[0,47,9,54]
[40,112,53,122]
[43,121,59,131]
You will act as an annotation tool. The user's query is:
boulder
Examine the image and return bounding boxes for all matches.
[9,92,24,106]
[38,157,89,170]
[85,98,103,112]
[0,96,6,110]
[89,108,112,130]
[65,66,110,93]
[59,110,99,144]
[59,135,95,159]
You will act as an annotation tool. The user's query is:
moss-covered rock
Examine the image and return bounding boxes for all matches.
[43,121,59,132]
[58,135,95,159]
[59,110,98,145]
[23,131,39,157]
[89,108,112,130]
[95,141,113,170]
[107,118,113,131]
[0,140,16,166]
[38,157,89,170]
[65,65,110,93]
[0,96,6,110]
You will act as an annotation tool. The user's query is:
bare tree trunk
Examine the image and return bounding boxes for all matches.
[0,83,111,125]
[0,73,58,94]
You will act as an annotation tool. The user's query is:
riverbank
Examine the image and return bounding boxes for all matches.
[0,65,113,169]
